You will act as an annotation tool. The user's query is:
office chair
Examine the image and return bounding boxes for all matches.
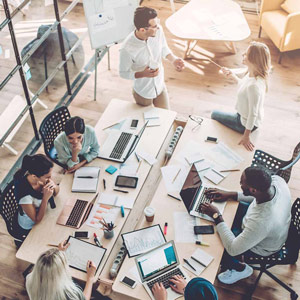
[251,142,300,183]
[39,106,71,168]
[244,198,300,300]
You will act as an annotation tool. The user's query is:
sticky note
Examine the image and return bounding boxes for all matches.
[105,165,117,174]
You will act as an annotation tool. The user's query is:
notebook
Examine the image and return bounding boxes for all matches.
[71,166,100,193]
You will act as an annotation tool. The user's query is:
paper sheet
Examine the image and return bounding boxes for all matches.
[129,265,142,283]
[175,140,204,166]
[136,149,157,165]
[144,109,160,127]
[98,192,135,209]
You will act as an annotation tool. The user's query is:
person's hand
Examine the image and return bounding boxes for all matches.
[72,143,82,155]
[239,135,254,151]
[221,67,233,77]
[43,184,54,201]
[66,161,87,174]
[141,66,159,78]
[152,283,167,300]
[205,188,235,202]
[58,240,70,251]
[45,179,56,190]
[200,202,220,218]
[86,260,96,280]
[173,58,185,72]
[169,275,187,294]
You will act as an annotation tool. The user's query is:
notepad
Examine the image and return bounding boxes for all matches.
[204,168,225,185]
[72,166,100,193]
[144,109,160,127]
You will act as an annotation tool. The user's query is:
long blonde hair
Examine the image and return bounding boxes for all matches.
[26,248,85,300]
[246,41,271,91]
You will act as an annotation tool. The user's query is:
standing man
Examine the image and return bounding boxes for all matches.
[119,6,185,109]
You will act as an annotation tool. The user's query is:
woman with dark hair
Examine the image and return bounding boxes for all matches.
[54,116,100,173]
[14,154,59,237]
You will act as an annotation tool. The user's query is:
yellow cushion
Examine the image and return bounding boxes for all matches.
[281,0,300,13]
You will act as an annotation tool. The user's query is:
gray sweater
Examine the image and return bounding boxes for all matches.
[217,176,291,256]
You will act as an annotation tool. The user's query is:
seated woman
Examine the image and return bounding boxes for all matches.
[211,41,271,151]
[26,241,96,300]
[14,154,59,237]
[54,116,100,173]
[152,276,218,300]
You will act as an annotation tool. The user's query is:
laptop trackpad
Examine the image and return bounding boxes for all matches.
[167,287,182,300]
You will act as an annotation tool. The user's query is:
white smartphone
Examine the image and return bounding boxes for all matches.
[74,231,90,239]
[130,119,139,129]
[120,276,137,289]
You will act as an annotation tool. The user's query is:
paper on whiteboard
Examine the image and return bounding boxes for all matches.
[89,10,117,33]
[103,0,128,10]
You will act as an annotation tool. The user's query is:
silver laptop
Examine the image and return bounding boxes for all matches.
[98,122,147,163]
[135,241,189,300]
[180,163,226,221]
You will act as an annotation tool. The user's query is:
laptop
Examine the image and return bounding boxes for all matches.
[57,193,98,228]
[98,122,148,163]
[180,164,226,222]
[135,241,189,300]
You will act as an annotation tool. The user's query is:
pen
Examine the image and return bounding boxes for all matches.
[103,179,106,190]
[120,205,125,217]
[113,188,129,194]
[191,256,207,268]
[47,244,59,248]
[103,121,121,130]
[220,169,240,172]
[195,241,210,247]
[136,159,142,173]
[135,152,141,162]
[93,233,103,248]
[183,258,196,271]
[164,222,168,235]
[172,168,181,183]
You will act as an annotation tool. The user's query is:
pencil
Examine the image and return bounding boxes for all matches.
[47,244,59,248]
[209,59,223,69]
[102,121,120,130]
[220,169,240,172]
[172,168,181,183]
[136,159,142,173]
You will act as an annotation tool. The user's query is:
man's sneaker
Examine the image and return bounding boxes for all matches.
[217,264,253,284]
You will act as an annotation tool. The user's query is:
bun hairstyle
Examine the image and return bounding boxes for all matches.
[64,117,85,136]
[14,154,53,179]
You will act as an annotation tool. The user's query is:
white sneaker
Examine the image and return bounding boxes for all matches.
[218,264,253,284]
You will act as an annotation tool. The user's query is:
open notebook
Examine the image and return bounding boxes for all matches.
[72,166,100,193]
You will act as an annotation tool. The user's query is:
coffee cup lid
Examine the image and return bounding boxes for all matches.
[144,206,155,216]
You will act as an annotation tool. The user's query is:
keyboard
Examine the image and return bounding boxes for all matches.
[147,268,185,291]
[66,199,88,227]
[195,187,213,212]
[109,132,132,159]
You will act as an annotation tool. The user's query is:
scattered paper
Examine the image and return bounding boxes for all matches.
[185,152,204,165]
[144,109,160,127]
[175,140,204,166]
[204,168,225,185]
[194,160,210,172]
[99,192,135,209]
[119,161,139,176]
[136,149,157,165]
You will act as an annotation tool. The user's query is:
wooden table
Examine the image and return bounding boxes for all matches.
[165,0,251,58]
[16,99,176,283]
[112,117,257,300]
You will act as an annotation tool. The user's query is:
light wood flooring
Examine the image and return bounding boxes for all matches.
[0,0,300,299]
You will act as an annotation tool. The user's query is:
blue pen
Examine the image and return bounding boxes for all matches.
[121,205,125,217]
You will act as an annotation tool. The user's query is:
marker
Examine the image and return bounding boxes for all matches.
[195,241,210,247]
[120,205,125,217]
[93,233,102,248]
[183,258,196,271]
[103,179,106,190]
[164,222,168,235]
[113,188,129,194]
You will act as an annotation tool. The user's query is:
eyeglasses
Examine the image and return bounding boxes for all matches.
[145,18,160,30]
[189,115,203,131]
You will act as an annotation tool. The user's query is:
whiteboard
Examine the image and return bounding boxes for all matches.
[83,0,139,49]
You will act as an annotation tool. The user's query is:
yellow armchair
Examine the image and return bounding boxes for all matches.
[259,0,300,63]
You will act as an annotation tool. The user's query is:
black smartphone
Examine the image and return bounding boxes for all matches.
[194,225,214,235]
[115,175,138,188]
[205,136,218,143]
[120,276,137,288]
[74,231,90,239]
[130,119,139,129]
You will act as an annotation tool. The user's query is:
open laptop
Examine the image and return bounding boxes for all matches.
[98,122,148,163]
[180,164,226,222]
[57,193,98,228]
[135,241,189,300]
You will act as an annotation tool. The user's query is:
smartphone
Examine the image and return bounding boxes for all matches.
[205,136,218,143]
[130,119,139,129]
[115,175,138,188]
[194,225,214,235]
[120,276,137,289]
[74,231,90,239]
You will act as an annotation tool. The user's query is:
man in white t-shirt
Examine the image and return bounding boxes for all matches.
[201,166,291,284]
[119,6,185,109]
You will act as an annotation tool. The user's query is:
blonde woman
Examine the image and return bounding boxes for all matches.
[25,241,96,300]
[211,41,271,151]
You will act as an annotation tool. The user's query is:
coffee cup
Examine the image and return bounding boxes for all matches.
[144,206,155,222]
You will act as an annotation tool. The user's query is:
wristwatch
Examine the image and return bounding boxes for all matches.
[213,212,222,222]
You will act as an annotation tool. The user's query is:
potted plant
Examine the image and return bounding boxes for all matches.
[100,219,116,239]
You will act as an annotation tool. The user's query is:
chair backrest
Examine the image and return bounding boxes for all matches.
[39,106,70,168]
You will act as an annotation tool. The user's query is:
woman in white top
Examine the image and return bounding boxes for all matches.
[211,41,271,151]
[26,241,96,300]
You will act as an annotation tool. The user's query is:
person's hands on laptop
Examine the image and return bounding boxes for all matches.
[169,275,187,294]
[152,283,167,300]
[200,202,220,218]
[205,188,237,202]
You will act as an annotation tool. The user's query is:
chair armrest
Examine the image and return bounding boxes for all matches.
[260,0,285,23]
[280,12,300,51]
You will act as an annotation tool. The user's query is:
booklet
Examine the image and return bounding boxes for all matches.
[72,166,100,193]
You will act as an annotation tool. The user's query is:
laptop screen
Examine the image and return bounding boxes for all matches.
[180,164,202,212]
[136,241,178,281]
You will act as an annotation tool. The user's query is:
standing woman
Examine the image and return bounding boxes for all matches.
[54,117,100,173]
[211,41,271,151]
[14,154,59,237]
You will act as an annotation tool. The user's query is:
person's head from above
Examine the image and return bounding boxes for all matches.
[15,154,53,185]
[134,7,159,39]
[64,116,85,147]
[184,278,218,300]
[240,166,272,198]
[242,41,271,80]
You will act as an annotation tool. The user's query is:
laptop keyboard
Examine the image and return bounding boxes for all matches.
[147,268,185,291]
[109,132,132,159]
[195,187,213,212]
[66,199,88,227]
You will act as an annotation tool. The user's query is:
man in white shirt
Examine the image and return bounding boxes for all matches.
[119,6,184,109]
[201,166,291,284]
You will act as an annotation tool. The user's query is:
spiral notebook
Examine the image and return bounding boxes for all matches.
[71,166,100,193]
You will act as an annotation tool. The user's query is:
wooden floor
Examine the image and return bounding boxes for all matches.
[0,0,300,299]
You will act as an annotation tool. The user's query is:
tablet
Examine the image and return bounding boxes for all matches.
[65,236,106,273]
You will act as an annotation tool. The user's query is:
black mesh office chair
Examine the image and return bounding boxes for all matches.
[245,198,300,300]
[39,106,71,168]
[251,142,300,183]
